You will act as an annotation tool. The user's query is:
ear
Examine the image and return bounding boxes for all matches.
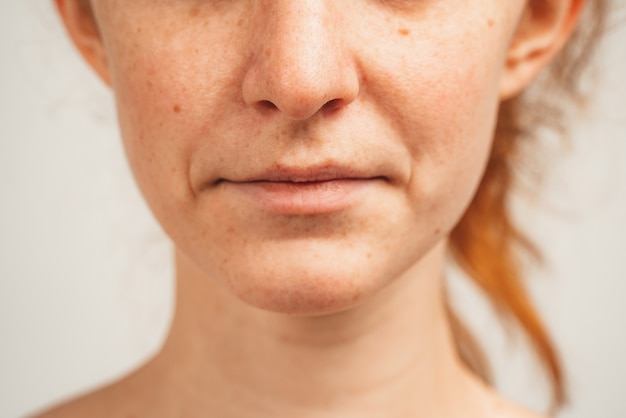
[55,0,111,86]
[500,0,586,100]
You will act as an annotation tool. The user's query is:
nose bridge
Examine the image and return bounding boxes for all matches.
[242,1,359,120]
[269,2,331,81]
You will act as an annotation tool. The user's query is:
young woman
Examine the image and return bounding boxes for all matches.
[37,0,607,416]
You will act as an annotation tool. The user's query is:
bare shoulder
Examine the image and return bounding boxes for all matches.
[28,385,117,418]
[467,374,550,418]
[500,405,550,418]
[28,364,159,418]
[487,393,550,418]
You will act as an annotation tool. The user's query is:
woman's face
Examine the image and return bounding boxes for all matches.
[81,0,528,314]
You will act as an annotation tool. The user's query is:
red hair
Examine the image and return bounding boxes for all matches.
[449,0,609,411]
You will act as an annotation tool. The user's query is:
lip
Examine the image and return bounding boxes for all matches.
[219,166,384,215]
[234,165,377,183]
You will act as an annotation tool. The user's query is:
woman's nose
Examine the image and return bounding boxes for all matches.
[241,2,360,121]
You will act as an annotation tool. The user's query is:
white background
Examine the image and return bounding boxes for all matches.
[1,2,625,417]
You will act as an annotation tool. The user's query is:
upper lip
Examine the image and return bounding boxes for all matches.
[224,165,383,183]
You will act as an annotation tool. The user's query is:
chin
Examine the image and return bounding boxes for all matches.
[233,268,373,316]
[173,195,451,317]
[213,237,439,316]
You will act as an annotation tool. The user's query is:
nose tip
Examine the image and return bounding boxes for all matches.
[241,5,360,121]
[246,67,360,120]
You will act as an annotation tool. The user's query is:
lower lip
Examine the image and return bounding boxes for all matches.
[224,179,376,215]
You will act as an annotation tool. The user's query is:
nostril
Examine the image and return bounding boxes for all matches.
[251,100,279,115]
[324,98,342,112]
[259,100,278,111]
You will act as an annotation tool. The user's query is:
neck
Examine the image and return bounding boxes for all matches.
[148,242,486,417]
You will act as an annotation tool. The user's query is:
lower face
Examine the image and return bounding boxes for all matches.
[91,0,523,314]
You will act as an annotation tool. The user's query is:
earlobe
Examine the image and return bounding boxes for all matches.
[499,0,586,100]
[55,0,111,86]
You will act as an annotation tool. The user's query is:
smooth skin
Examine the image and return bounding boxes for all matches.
[40,0,583,417]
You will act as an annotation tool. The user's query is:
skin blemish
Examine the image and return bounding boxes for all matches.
[189,5,200,18]
[398,28,410,36]
[487,19,495,28]
[173,104,182,114]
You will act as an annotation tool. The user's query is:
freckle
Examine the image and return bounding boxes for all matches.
[173,104,182,113]
[488,19,495,28]
[398,28,410,36]
[189,6,200,18]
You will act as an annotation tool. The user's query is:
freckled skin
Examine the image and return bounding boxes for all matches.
[86,0,525,315]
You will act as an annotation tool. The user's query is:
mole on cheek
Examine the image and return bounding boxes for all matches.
[189,5,200,18]
[173,104,182,114]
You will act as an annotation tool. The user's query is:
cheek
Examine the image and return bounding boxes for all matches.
[106,34,234,227]
[369,32,504,224]
[114,78,191,229]
[422,65,500,229]
[425,62,500,182]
